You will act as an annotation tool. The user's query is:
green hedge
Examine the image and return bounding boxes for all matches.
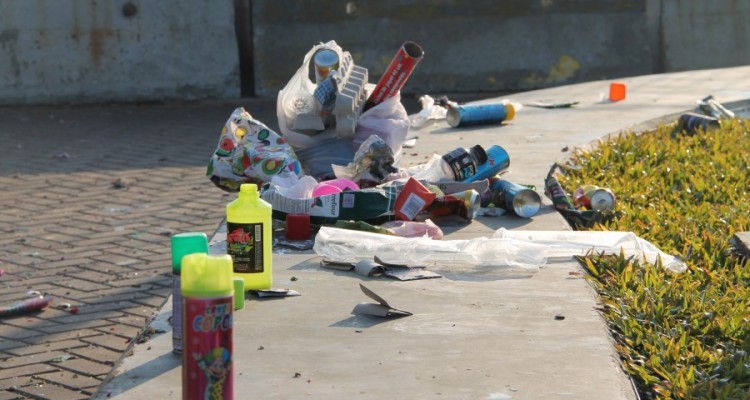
[558,118,750,399]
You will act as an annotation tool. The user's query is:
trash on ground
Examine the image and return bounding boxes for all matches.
[429,179,489,197]
[285,213,312,241]
[572,185,616,212]
[544,163,613,228]
[331,135,397,182]
[373,256,442,280]
[261,183,396,225]
[446,101,516,128]
[482,178,541,218]
[274,237,315,251]
[364,41,423,111]
[276,40,409,181]
[393,178,436,221]
[608,82,626,101]
[0,294,52,318]
[351,283,412,317]
[405,144,509,184]
[207,107,303,191]
[409,95,449,129]
[334,220,394,235]
[676,112,720,135]
[696,95,735,119]
[379,219,443,239]
[492,229,687,273]
[50,354,76,363]
[421,189,480,223]
[333,219,443,239]
[314,227,545,278]
[251,289,301,298]
[524,100,580,109]
[321,256,441,281]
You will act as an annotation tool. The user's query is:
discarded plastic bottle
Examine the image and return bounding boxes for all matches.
[463,145,510,183]
[181,253,234,400]
[170,232,209,354]
[544,164,576,212]
[446,103,516,128]
[226,184,273,291]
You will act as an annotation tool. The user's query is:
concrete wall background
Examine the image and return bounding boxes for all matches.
[0,0,240,105]
[0,0,748,106]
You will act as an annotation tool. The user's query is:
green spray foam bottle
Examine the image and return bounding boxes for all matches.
[226,184,273,290]
[170,232,208,354]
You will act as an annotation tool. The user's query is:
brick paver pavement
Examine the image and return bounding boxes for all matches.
[0,100,278,399]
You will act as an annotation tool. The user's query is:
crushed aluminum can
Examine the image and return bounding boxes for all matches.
[573,185,616,212]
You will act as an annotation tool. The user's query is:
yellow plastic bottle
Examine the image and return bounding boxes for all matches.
[226,184,272,290]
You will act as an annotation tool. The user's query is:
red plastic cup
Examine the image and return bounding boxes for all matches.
[285,214,311,241]
[609,82,626,101]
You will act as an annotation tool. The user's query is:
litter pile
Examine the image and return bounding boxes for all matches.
[199,40,707,277]
[207,40,540,242]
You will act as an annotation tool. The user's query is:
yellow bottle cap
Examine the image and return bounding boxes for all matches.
[504,103,516,121]
[181,253,234,298]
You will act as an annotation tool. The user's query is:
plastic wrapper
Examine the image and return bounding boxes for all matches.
[409,95,449,129]
[380,219,443,239]
[492,229,687,273]
[313,227,545,279]
[207,108,303,192]
[332,135,397,182]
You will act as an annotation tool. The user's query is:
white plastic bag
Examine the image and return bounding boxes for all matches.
[353,92,409,155]
[276,41,344,150]
[492,229,687,273]
[313,227,545,279]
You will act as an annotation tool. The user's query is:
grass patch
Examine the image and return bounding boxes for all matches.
[557,118,750,399]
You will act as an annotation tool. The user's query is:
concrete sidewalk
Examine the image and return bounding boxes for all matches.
[91,66,750,399]
[0,66,748,400]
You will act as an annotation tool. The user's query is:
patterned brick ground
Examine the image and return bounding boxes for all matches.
[0,101,278,399]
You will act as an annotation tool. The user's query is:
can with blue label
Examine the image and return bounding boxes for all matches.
[463,145,510,183]
[446,103,516,128]
[487,178,541,218]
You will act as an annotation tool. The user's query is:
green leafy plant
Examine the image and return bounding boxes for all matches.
[561,118,750,399]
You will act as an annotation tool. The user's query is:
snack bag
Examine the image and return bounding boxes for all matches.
[207,107,303,192]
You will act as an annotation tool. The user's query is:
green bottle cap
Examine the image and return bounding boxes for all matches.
[233,278,245,311]
[170,232,209,274]
[181,253,234,298]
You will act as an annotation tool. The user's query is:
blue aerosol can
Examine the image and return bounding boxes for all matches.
[446,103,516,128]
[463,145,510,183]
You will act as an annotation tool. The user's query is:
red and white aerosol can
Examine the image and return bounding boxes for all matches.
[364,41,424,110]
